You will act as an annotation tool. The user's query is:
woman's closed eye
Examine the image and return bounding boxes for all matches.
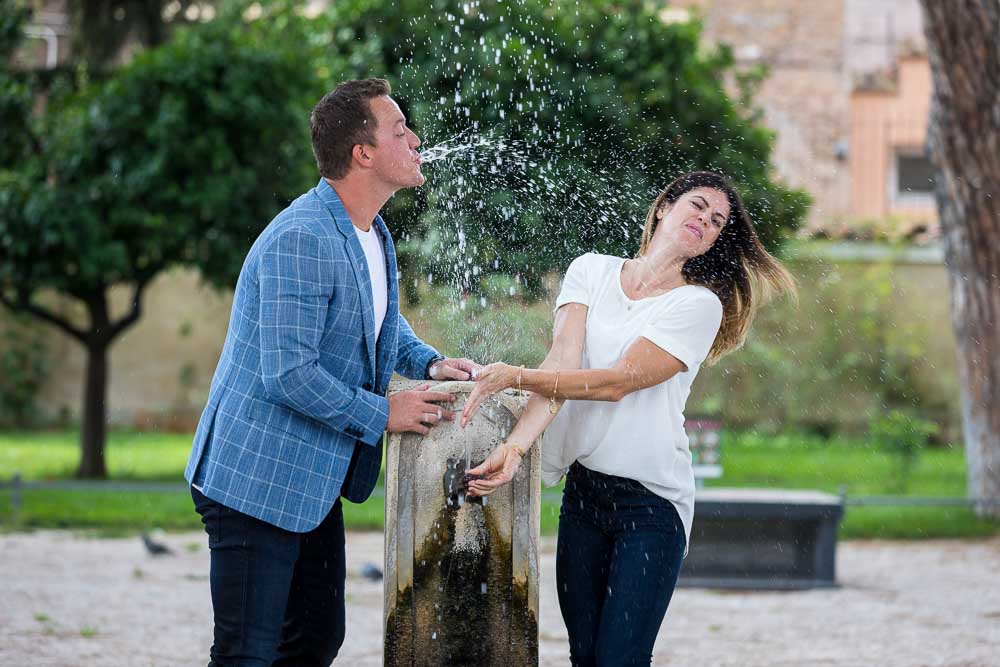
[693,200,724,228]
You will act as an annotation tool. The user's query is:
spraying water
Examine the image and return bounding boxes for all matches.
[384,1,681,343]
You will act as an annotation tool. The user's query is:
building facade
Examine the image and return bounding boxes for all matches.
[13,0,72,69]
[675,0,936,237]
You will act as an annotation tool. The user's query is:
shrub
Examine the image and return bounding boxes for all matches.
[689,252,960,439]
[0,311,49,427]
[417,279,551,367]
[870,410,938,492]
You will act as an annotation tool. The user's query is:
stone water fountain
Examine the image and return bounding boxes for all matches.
[384,380,540,666]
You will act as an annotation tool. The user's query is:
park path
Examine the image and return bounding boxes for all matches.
[1,530,998,666]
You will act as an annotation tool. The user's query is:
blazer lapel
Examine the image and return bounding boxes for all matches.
[315,179,377,375]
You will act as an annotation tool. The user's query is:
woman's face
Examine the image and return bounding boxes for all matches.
[656,186,731,256]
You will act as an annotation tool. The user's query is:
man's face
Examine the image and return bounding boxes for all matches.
[366,95,424,189]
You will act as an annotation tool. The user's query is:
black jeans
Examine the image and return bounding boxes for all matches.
[191,487,346,666]
[556,462,687,667]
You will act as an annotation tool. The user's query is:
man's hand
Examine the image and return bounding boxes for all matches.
[387,384,456,435]
[428,358,482,381]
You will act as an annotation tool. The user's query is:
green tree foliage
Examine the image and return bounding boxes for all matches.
[0,5,321,476]
[318,0,810,293]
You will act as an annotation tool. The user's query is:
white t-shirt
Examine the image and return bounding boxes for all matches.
[541,253,723,547]
[354,224,388,340]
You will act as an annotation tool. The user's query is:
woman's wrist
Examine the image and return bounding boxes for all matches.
[523,367,557,395]
[515,364,525,392]
[503,441,528,459]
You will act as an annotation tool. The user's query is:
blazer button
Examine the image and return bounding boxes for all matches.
[363,383,372,391]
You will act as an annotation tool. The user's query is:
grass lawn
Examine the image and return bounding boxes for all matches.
[1,429,997,539]
[706,430,999,539]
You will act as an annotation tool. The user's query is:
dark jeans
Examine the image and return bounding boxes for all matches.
[556,462,687,667]
[191,487,346,667]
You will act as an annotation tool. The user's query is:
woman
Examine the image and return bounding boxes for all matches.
[460,171,796,666]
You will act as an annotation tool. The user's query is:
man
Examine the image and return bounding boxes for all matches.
[185,78,477,666]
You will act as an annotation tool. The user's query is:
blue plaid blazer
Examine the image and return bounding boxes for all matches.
[185,178,440,532]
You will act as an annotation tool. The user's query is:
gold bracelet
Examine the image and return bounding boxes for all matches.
[505,442,527,459]
[549,370,560,414]
[516,365,525,394]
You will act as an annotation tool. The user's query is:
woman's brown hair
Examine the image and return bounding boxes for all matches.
[637,171,797,365]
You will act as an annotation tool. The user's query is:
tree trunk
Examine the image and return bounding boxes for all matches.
[77,340,108,479]
[920,0,1000,517]
[76,291,113,479]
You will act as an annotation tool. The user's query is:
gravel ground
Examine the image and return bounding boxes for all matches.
[1,530,999,666]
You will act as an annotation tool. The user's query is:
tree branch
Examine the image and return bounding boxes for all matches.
[108,278,150,340]
[0,293,88,343]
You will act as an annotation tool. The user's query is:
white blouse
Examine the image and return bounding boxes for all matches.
[541,253,723,547]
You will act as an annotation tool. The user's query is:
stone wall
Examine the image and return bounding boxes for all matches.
[20,269,233,429]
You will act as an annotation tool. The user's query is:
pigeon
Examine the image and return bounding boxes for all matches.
[360,562,383,581]
[141,532,174,556]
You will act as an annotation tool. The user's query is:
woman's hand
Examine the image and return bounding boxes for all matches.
[465,444,523,497]
[460,362,518,427]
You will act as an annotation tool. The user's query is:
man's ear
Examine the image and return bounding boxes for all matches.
[352,144,372,166]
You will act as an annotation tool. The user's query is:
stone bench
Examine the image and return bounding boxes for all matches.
[679,488,845,590]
